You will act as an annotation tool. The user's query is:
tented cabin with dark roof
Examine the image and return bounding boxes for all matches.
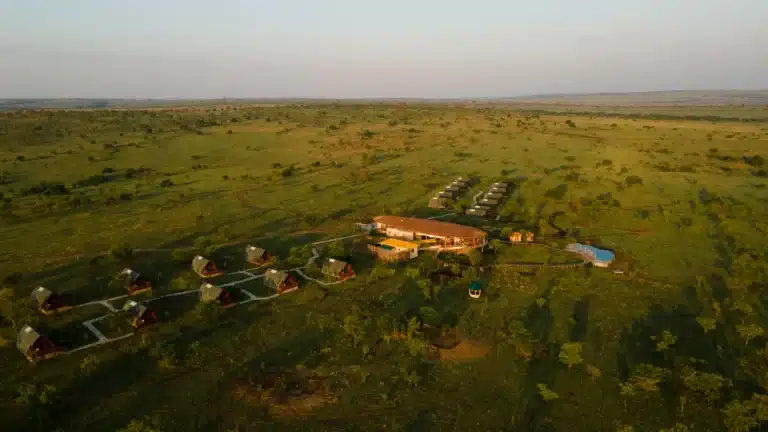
[466,207,489,217]
[445,185,461,193]
[17,325,64,362]
[200,282,233,307]
[246,245,273,267]
[438,191,456,200]
[489,186,507,195]
[122,300,157,329]
[30,287,71,315]
[322,258,355,281]
[486,192,504,200]
[120,268,152,295]
[479,197,499,206]
[453,178,468,188]
[264,269,299,294]
[192,255,224,278]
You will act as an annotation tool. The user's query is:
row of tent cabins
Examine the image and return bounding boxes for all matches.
[466,182,508,217]
[30,267,153,316]
[429,177,470,209]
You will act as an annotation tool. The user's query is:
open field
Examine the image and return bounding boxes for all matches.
[0,103,767,431]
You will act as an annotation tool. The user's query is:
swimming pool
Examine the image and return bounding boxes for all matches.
[565,243,615,267]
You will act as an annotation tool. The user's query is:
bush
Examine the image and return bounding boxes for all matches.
[108,243,134,261]
[625,175,643,186]
[21,182,70,197]
[281,166,296,177]
[160,179,174,188]
[171,248,193,264]
[545,184,569,200]
[565,120,576,128]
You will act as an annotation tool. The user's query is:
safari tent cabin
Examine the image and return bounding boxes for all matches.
[445,185,461,193]
[322,258,355,281]
[122,300,157,329]
[465,207,488,217]
[479,198,499,206]
[509,232,523,243]
[246,246,272,266]
[368,238,420,262]
[265,269,299,294]
[438,191,456,200]
[453,178,468,188]
[192,255,224,278]
[486,192,504,200]
[429,196,449,209]
[451,181,467,190]
[30,287,71,315]
[200,282,233,307]
[524,232,535,243]
[373,216,487,251]
[489,186,507,195]
[17,326,64,362]
[120,268,152,295]
[490,183,508,191]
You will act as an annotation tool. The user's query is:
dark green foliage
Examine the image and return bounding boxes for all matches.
[159,179,174,188]
[281,165,296,177]
[20,182,70,196]
[743,155,764,167]
[625,175,643,186]
[545,183,569,200]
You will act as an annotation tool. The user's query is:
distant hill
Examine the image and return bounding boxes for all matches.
[2,90,767,110]
[501,90,768,106]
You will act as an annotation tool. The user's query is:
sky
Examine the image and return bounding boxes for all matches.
[1,0,767,98]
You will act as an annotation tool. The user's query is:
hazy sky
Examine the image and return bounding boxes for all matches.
[2,0,767,98]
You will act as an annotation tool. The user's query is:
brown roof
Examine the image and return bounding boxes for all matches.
[374,216,486,239]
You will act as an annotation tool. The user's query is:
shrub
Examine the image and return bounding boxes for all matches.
[171,249,192,264]
[160,179,174,188]
[565,119,576,128]
[281,166,296,177]
[744,155,765,167]
[545,184,569,200]
[108,243,134,261]
[625,175,643,186]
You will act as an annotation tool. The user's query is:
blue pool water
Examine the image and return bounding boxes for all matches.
[566,243,615,266]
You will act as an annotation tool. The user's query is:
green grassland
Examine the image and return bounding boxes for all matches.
[0,104,767,431]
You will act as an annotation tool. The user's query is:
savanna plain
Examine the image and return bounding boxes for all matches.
[0,103,767,431]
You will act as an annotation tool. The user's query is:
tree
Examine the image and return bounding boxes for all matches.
[737,324,764,347]
[467,249,482,266]
[558,342,584,369]
[681,365,730,404]
[696,316,717,333]
[419,306,440,327]
[722,400,758,432]
[537,383,559,401]
[659,423,690,432]
[654,330,677,352]
[343,314,366,346]
[630,364,669,392]
[619,382,636,411]
[586,364,602,381]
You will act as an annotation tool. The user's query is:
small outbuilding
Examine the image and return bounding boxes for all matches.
[438,191,456,200]
[192,255,224,278]
[120,268,152,295]
[122,300,157,329]
[17,326,64,362]
[265,269,299,294]
[524,231,535,243]
[453,178,468,188]
[246,246,273,267]
[509,232,523,243]
[322,258,355,281]
[445,185,461,193]
[368,238,420,261]
[486,192,504,200]
[200,282,233,307]
[30,287,71,315]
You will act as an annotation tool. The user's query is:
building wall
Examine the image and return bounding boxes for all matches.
[385,228,415,240]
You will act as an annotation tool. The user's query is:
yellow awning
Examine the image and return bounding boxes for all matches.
[380,238,419,250]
